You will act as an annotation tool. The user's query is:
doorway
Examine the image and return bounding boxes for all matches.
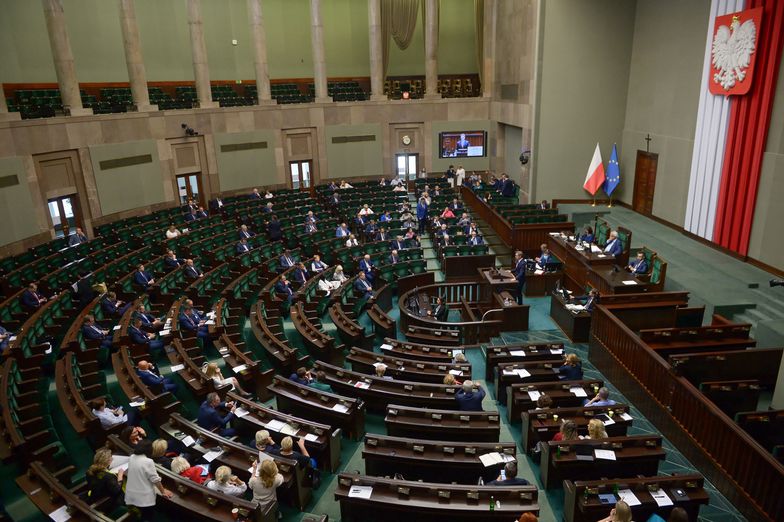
[176,174,203,207]
[395,153,418,182]
[47,195,81,238]
[632,151,658,215]
[289,160,312,190]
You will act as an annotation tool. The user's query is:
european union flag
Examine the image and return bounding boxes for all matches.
[604,143,621,196]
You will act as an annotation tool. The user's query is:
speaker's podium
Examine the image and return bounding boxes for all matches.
[478,268,529,331]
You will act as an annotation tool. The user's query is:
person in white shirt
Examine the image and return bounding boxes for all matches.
[358,204,374,216]
[455,165,466,186]
[165,225,181,240]
[249,459,284,512]
[311,255,327,273]
[264,190,274,199]
[390,177,401,186]
[339,180,354,189]
[393,183,407,192]
[346,234,359,247]
[125,440,173,519]
[206,465,248,497]
[333,265,348,285]
[91,397,128,429]
[203,362,251,397]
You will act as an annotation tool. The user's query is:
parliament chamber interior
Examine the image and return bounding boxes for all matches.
[1,1,784,521]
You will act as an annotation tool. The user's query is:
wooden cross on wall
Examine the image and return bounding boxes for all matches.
[644,134,652,152]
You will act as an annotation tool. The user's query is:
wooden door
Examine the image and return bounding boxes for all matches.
[632,151,658,214]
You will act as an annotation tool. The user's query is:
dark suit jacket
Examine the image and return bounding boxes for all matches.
[279,255,295,268]
[267,221,282,240]
[164,257,182,268]
[21,290,41,310]
[82,324,107,341]
[184,266,202,279]
[101,297,120,316]
[359,260,374,273]
[128,326,150,345]
[292,268,309,284]
[433,304,448,322]
[198,401,234,431]
[178,313,199,332]
[134,271,153,288]
[390,240,406,251]
[136,368,165,388]
[388,255,400,265]
[236,242,251,254]
[76,277,95,303]
[184,213,197,222]
[501,180,516,197]
[275,281,293,296]
[512,259,527,283]
[455,388,485,411]
[354,278,373,296]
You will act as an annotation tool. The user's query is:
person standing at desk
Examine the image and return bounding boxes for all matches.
[512,251,527,305]
[428,296,448,321]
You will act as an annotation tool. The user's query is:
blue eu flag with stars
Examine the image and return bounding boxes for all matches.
[604,143,621,196]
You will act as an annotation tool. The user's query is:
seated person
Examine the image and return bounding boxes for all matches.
[183,259,202,279]
[627,251,649,275]
[393,182,407,192]
[604,231,622,256]
[206,465,247,497]
[487,460,530,486]
[68,227,89,247]
[274,275,294,305]
[587,418,608,439]
[164,249,183,268]
[236,238,251,254]
[375,363,393,380]
[204,362,251,397]
[354,272,374,298]
[195,206,208,219]
[274,436,315,469]
[345,234,359,247]
[332,265,348,286]
[436,223,449,237]
[263,202,274,213]
[250,188,262,199]
[428,296,448,322]
[468,232,483,246]
[552,419,579,442]
[166,224,182,238]
[184,209,197,222]
[309,370,333,392]
[441,206,455,218]
[239,224,255,240]
[464,222,479,236]
[304,220,317,234]
[450,199,462,212]
[197,392,237,437]
[647,507,689,522]
[596,500,632,522]
[311,255,327,274]
[335,223,350,237]
[127,316,164,353]
[540,200,550,210]
[21,283,47,311]
[388,250,400,265]
[364,220,378,238]
[358,254,375,281]
[136,360,179,393]
[90,397,138,429]
[135,303,163,332]
[278,249,295,269]
[289,366,313,385]
[376,227,389,242]
[579,225,595,243]
[82,315,113,351]
[457,213,471,227]
[535,394,553,410]
[379,210,392,222]
[133,264,155,290]
[339,180,353,189]
[292,262,310,284]
[558,353,583,380]
[264,190,274,199]
[101,292,132,317]
[171,456,211,485]
[85,448,125,513]
[305,210,317,225]
[0,324,11,353]
[254,429,281,454]
[443,373,462,386]
[572,288,599,312]
[390,236,407,251]
[179,306,210,340]
[584,386,617,407]
[359,204,374,216]
[455,380,486,411]
[439,234,452,247]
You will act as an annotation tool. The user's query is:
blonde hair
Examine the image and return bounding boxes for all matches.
[215,465,232,484]
[152,439,168,459]
[565,353,580,366]
[443,374,456,385]
[587,418,607,439]
[259,459,278,488]
[171,456,191,474]
[560,420,578,441]
[280,436,293,452]
[613,500,632,522]
[255,430,271,447]
[87,447,113,476]
[453,352,467,363]
[204,362,220,379]
[375,364,387,376]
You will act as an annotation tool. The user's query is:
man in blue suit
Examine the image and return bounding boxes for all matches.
[195,207,208,219]
[388,250,400,265]
[468,232,484,246]
[21,283,47,311]
[133,265,155,290]
[183,210,197,222]
[500,175,516,197]
[627,251,649,275]
[0,324,12,353]
[236,238,251,254]
[416,198,428,235]
[136,360,178,394]
[390,236,406,251]
[358,254,375,282]
[535,244,553,267]
[354,272,374,298]
[292,262,309,284]
[164,250,183,269]
[604,231,622,256]
[179,306,209,340]
[275,275,294,306]
[68,227,89,247]
[239,225,255,240]
[81,315,113,351]
[335,223,349,238]
[198,392,237,437]
[135,303,163,332]
[278,250,295,269]
[101,292,132,318]
[128,316,164,353]
[512,251,526,305]
[250,188,262,199]
[183,259,202,280]
[455,381,486,411]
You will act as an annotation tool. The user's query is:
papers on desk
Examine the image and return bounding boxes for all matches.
[9,336,16,342]
[617,489,641,506]
[170,364,185,372]
[181,435,196,447]
[449,369,463,376]
[207,311,217,319]
[113,325,122,331]
[569,386,588,397]
[232,364,248,373]
[280,424,298,436]
[354,381,371,389]
[110,461,129,474]
[304,433,319,442]
[590,245,602,253]
[332,403,349,413]
[348,486,373,499]
[601,416,616,426]
[565,304,585,312]
[548,232,560,236]
[597,254,607,258]
[265,419,286,432]
[620,412,633,422]
[129,400,145,408]
[621,280,638,285]
[205,319,215,325]
[379,343,393,351]
[203,449,224,462]
[550,348,563,355]
[502,368,531,378]
[372,362,385,368]
[534,269,545,275]
[478,451,515,467]
[651,489,673,507]
[48,505,71,522]
[594,449,617,461]
[159,329,171,336]
[527,390,541,401]
[218,347,229,354]
[110,455,129,470]
[509,350,526,356]
[234,407,250,418]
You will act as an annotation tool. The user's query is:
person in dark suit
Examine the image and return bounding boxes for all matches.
[0,324,12,353]
[573,288,599,312]
[388,250,400,265]
[330,192,340,207]
[101,292,131,318]
[134,303,163,332]
[311,255,327,274]
[183,259,202,280]
[468,232,483,246]
[250,188,262,199]
[354,272,374,298]
[82,315,113,351]
[236,238,251,254]
[195,207,208,219]
[604,231,622,256]
[487,461,530,486]
[238,225,254,240]
[209,197,224,212]
[376,227,389,242]
[558,353,583,380]
[289,367,313,385]
[416,198,428,235]
[263,202,273,213]
[501,175,516,197]
[136,360,178,393]
[292,262,309,284]
[364,220,377,240]
[133,265,155,290]
[390,236,406,251]
[275,275,294,306]
[21,283,47,311]
[512,250,526,305]
[627,251,649,275]
[540,200,550,210]
[535,244,553,267]
[455,380,485,411]
[164,250,183,269]
[304,221,317,234]
[358,255,375,282]
[179,306,209,340]
[430,296,448,322]
[128,316,164,353]
[183,210,197,222]
[75,272,95,304]
[267,215,282,241]
[68,227,89,247]
[198,393,236,437]
[464,222,479,236]
[278,250,295,270]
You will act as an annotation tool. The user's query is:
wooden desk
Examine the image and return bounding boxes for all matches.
[550,292,592,342]
[669,347,784,388]
[495,361,563,403]
[547,234,616,292]
[587,266,645,295]
[347,346,471,384]
[485,344,564,381]
[521,405,632,453]
[525,269,563,296]
[507,379,603,423]
[386,404,501,442]
[380,337,466,362]
[477,267,517,302]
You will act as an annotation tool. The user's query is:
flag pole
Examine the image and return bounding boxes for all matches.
[607,196,613,208]
[591,198,596,207]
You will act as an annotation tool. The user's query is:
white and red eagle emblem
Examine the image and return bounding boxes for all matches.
[710,7,763,95]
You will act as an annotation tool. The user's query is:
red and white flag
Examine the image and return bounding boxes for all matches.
[583,143,606,195]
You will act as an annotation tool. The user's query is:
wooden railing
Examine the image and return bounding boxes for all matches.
[590,303,784,521]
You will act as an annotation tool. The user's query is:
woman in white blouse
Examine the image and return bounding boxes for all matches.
[345,234,359,247]
[125,440,173,520]
[333,265,348,285]
[359,204,374,216]
[249,459,284,512]
[203,362,251,397]
[339,180,354,189]
[206,465,248,497]
[165,224,181,240]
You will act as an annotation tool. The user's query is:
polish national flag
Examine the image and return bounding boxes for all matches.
[583,143,606,195]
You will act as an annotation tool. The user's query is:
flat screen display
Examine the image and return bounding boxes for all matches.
[439,131,487,158]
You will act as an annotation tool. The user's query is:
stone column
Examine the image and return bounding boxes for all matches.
[482,0,496,98]
[0,85,20,121]
[186,0,218,109]
[41,0,92,116]
[118,0,156,111]
[367,0,386,101]
[424,0,440,99]
[247,0,275,105]
[309,0,331,103]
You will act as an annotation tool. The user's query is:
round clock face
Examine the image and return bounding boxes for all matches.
[402,135,412,146]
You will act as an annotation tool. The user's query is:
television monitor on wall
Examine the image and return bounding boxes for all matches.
[439,130,487,158]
